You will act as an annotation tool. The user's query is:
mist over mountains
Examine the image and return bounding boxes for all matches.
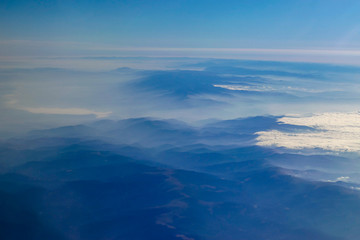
[3,0,360,239]
[2,57,360,239]
[2,58,360,137]
[1,116,360,240]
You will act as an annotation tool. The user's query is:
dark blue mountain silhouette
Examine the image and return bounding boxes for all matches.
[1,117,359,240]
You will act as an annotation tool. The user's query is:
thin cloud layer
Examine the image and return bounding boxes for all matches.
[256,112,360,152]
[22,107,112,118]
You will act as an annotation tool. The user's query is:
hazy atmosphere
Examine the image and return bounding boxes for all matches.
[2,1,360,240]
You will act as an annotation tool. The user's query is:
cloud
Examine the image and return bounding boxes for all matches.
[326,176,350,183]
[4,40,360,65]
[256,112,360,152]
[279,112,360,130]
[21,107,112,118]
[213,84,273,92]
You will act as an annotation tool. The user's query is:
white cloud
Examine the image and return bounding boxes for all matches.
[326,176,350,182]
[279,112,360,131]
[256,112,360,152]
[213,84,327,93]
[213,84,271,92]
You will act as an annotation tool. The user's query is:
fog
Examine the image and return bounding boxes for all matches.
[3,56,360,239]
[2,57,360,138]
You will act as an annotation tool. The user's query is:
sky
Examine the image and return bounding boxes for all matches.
[1,0,360,55]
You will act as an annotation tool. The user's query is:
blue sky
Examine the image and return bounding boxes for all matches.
[1,0,360,50]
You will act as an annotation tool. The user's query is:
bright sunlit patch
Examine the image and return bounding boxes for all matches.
[256,112,360,152]
[22,107,112,118]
